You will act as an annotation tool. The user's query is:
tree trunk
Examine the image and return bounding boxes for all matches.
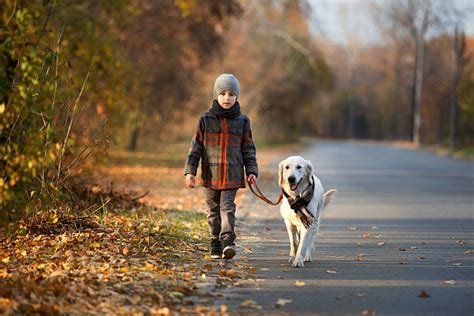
[449,25,461,151]
[129,127,140,151]
[412,36,425,146]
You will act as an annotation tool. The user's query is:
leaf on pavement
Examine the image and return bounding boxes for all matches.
[418,290,430,298]
[442,280,456,285]
[377,242,386,246]
[327,269,337,274]
[294,280,306,287]
[240,299,261,309]
[274,298,293,308]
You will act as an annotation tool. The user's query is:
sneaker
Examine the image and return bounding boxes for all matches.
[210,240,222,259]
[222,245,236,259]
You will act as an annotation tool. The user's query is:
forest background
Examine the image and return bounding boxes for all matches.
[1,0,474,219]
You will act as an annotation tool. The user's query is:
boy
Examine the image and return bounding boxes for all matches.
[184,73,258,259]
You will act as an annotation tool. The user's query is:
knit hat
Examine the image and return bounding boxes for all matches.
[213,73,240,99]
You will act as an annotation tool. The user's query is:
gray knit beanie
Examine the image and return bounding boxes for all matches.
[213,73,240,99]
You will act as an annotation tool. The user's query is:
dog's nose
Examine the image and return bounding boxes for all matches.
[288,176,296,184]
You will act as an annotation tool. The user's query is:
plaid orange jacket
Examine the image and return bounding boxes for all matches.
[184,112,258,190]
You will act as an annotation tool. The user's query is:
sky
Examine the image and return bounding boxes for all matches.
[307,0,474,45]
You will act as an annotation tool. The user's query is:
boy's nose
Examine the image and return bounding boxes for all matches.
[288,176,296,184]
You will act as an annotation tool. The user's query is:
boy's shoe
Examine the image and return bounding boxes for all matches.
[210,240,222,259]
[222,245,236,259]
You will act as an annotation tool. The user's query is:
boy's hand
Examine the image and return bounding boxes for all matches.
[246,174,257,184]
[186,174,196,188]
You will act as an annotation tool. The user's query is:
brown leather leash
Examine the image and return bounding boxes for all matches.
[248,180,316,228]
[247,180,283,205]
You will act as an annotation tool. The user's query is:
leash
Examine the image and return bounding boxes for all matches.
[248,180,283,205]
[248,179,315,229]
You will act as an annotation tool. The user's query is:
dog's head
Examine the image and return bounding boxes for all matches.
[279,156,314,195]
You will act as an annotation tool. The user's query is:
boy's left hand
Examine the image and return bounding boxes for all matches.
[246,174,257,184]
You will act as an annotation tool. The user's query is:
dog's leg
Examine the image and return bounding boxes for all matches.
[293,228,309,268]
[304,229,316,262]
[284,220,298,263]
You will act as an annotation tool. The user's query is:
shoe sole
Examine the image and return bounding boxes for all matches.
[222,247,236,259]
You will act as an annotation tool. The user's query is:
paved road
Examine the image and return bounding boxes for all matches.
[227,140,474,315]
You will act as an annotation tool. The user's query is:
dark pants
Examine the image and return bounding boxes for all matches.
[205,188,238,246]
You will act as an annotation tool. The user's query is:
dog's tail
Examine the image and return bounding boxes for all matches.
[323,189,337,208]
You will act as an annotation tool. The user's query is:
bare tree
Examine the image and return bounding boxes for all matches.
[384,0,437,146]
[449,24,465,150]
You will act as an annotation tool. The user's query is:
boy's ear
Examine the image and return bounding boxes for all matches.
[278,161,284,187]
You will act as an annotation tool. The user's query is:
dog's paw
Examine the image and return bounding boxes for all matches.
[288,256,295,264]
[304,256,313,262]
[292,257,305,268]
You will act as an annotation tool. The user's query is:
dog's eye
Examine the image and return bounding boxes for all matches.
[296,165,302,169]
[285,166,289,170]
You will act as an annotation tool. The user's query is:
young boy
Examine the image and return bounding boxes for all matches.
[184,73,258,259]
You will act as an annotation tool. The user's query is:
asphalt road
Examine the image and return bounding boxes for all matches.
[228,140,474,315]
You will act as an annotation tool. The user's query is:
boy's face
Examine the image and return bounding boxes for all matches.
[217,91,237,109]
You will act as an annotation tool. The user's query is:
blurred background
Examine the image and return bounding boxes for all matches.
[2,0,474,215]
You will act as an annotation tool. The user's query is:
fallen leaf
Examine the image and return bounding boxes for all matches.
[240,299,261,309]
[203,264,213,271]
[399,248,407,251]
[452,262,462,266]
[377,242,386,246]
[410,246,418,249]
[249,267,257,273]
[419,256,427,260]
[456,240,466,244]
[282,268,289,272]
[348,226,358,231]
[442,280,456,285]
[418,290,430,298]
[399,262,408,265]
[294,280,306,287]
[465,250,473,254]
[150,307,169,315]
[371,226,378,230]
[220,304,228,313]
[89,242,100,248]
[327,270,337,274]
[261,268,269,271]
[122,247,129,256]
[274,298,293,308]
[362,233,370,238]
[243,247,253,253]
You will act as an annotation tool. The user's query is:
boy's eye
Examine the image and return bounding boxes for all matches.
[285,166,289,170]
[296,165,302,169]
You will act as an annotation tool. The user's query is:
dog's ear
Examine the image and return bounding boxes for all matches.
[278,161,285,186]
[305,159,314,177]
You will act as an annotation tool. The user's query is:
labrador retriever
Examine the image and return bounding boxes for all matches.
[279,156,336,267]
